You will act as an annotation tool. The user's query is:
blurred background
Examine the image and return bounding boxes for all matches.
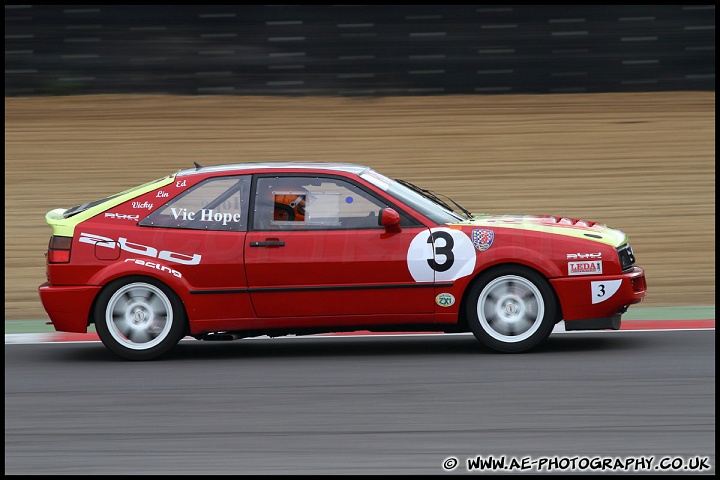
[4,5,715,96]
[4,5,715,320]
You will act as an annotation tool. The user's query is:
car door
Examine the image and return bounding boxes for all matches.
[244,174,435,321]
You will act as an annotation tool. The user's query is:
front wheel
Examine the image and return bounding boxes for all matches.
[94,277,187,360]
[466,266,559,353]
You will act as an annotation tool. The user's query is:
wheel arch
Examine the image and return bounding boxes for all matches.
[87,260,192,295]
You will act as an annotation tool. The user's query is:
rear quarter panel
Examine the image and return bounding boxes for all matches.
[70,212,254,325]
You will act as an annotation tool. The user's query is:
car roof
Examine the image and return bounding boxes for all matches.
[175,162,372,177]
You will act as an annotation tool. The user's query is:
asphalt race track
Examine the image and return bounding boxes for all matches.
[4,329,715,475]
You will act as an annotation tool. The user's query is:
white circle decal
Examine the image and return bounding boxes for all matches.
[407,228,476,282]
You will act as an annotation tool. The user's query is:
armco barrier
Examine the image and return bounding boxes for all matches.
[5,5,715,97]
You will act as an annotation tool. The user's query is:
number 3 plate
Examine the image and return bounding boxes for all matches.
[407,228,476,282]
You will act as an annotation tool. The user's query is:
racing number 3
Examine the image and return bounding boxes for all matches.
[590,279,622,304]
[427,231,454,272]
[407,227,476,283]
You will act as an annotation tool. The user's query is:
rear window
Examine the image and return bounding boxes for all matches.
[139,175,250,231]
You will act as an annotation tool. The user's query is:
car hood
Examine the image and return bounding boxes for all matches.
[450,214,628,247]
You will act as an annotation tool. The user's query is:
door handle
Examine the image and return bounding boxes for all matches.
[250,240,285,247]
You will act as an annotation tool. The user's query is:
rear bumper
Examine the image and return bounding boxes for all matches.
[38,282,101,333]
[551,266,647,326]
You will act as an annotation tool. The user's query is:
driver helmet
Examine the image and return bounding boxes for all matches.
[273,193,306,222]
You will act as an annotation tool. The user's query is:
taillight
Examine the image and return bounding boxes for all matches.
[47,235,72,263]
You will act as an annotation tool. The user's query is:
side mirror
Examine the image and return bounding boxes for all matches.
[380,208,402,233]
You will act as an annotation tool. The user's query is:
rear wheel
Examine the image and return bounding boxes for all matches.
[94,277,186,360]
[466,266,559,353]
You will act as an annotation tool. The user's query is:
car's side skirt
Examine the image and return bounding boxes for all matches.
[189,282,454,295]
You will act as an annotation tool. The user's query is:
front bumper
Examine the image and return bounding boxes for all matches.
[564,315,622,331]
[551,266,647,326]
[38,282,101,333]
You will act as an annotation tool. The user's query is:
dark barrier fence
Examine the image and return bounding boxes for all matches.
[5,5,715,97]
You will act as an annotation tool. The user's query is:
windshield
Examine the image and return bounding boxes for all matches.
[361,169,469,224]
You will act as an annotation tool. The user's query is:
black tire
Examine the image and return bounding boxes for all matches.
[94,276,187,361]
[466,265,559,353]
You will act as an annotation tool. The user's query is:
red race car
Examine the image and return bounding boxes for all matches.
[39,162,647,360]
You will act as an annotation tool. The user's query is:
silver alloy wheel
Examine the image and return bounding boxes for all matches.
[476,274,545,343]
[104,282,173,351]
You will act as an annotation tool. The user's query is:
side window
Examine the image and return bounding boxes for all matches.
[140,175,250,231]
[253,176,390,230]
